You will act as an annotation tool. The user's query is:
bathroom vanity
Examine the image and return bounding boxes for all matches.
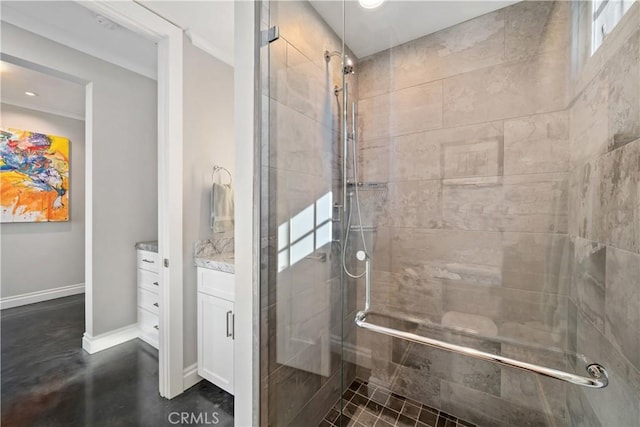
[135,241,160,349]
[195,238,235,395]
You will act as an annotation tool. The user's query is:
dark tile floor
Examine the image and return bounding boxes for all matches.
[1,295,234,427]
[320,378,476,427]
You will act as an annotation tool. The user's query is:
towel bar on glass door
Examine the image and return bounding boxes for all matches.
[352,256,609,389]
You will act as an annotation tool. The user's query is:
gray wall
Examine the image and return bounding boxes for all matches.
[0,104,85,298]
[567,2,640,425]
[1,23,158,336]
[182,38,235,369]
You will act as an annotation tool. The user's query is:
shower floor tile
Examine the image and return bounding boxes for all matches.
[320,378,477,427]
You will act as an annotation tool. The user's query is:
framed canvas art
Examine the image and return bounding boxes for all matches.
[0,128,70,222]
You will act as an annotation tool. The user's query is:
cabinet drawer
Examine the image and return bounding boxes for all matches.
[137,250,160,273]
[198,267,235,301]
[138,268,160,293]
[138,287,159,314]
[138,308,159,349]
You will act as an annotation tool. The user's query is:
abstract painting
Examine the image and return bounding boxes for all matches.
[0,128,70,222]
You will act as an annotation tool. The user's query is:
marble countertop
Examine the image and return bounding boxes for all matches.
[194,253,235,274]
[136,240,158,253]
[194,236,234,274]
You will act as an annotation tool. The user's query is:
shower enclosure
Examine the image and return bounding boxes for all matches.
[259,1,640,426]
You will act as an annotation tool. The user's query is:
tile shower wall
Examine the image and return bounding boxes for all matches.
[567,2,640,426]
[354,2,577,426]
[261,2,356,426]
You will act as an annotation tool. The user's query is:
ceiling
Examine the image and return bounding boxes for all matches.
[1,1,157,79]
[0,1,521,78]
[139,1,235,66]
[310,0,520,59]
[0,61,86,120]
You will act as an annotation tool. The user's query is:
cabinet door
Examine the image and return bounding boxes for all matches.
[198,293,234,395]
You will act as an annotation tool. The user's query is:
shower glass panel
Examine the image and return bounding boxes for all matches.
[259,1,348,426]
[260,1,640,426]
[337,1,640,426]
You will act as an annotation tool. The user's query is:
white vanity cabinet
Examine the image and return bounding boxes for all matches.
[197,267,235,395]
[137,249,160,349]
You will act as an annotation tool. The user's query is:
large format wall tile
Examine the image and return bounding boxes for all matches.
[595,139,640,252]
[285,41,339,129]
[605,31,640,150]
[570,31,640,168]
[358,81,443,141]
[383,180,442,228]
[500,369,567,424]
[605,246,640,371]
[502,232,572,295]
[443,50,569,127]
[572,238,606,333]
[570,68,610,169]
[571,139,640,252]
[573,305,640,427]
[269,99,335,177]
[271,0,343,70]
[504,111,570,175]
[357,93,391,142]
[390,228,503,287]
[400,342,502,396]
[390,132,441,181]
[390,82,444,137]
[442,282,501,320]
[388,121,504,182]
[358,145,390,183]
[358,50,391,100]
[442,173,568,233]
[391,10,505,91]
[504,0,571,61]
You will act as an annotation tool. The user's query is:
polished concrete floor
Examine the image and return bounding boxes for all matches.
[1,295,234,426]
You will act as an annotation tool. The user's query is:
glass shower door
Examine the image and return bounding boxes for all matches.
[259,1,347,426]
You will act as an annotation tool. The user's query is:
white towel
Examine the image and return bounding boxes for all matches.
[211,183,234,233]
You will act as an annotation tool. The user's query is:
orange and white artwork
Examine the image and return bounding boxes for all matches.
[0,128,70,222]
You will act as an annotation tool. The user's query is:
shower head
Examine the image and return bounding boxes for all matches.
[343,57,355,75]
[324,50,356,75]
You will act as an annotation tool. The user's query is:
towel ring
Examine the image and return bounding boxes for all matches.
[212,165,232,185]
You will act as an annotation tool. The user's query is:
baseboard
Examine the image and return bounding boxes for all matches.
[82,324,139,354]
[183,363,203,390]
[0,283,85,310]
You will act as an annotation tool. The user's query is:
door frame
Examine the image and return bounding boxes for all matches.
[80,0,184,399]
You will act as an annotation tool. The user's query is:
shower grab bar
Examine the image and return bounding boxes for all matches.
[356,311,609,388]
[355,310,608,388]
[354,255,608,389]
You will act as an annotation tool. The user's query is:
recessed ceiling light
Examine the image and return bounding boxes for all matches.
[359,0,385,9]
[25,91,38,97]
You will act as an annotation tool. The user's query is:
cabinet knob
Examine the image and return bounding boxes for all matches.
[142,259,155,264]
[153,282,159,286]
[153,325,159,330]
[153,302,159,307]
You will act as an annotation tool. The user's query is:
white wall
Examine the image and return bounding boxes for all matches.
[1,23,157,336]
[182,37,234,368]
[234,1,257,425]
[0,104,85,298]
